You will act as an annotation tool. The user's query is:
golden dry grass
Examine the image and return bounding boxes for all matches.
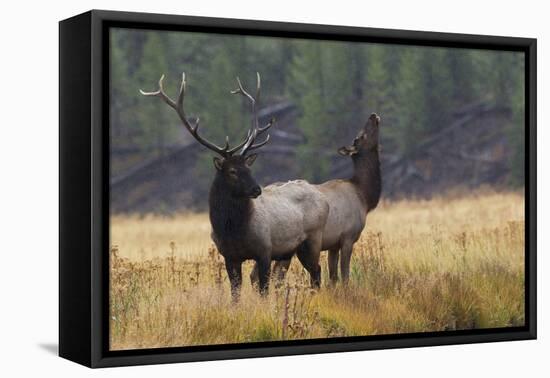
[109,190,525,350]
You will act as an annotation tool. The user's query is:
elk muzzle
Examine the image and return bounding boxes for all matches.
[249,185,262,198]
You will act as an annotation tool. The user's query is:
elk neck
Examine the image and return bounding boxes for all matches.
[350,146,381,212]
[208,174,254,241]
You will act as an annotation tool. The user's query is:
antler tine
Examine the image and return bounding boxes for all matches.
[255,72,261,108]
[176,72,186,108]
[239,116,274,155]
[243,117,274,153]
[246,134,271,152]
[139,74,177,109]
[230,73,273,156]
[230,77,256,107]
[231,74,261,130]
[239,127,258,155]
[226,129,252,155]
[140,73,233,157]
[258,117,274,133]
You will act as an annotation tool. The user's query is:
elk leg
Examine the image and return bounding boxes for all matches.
[340,240,354,285]
[225,259,242,302]
[251,258,292,287]
[328,248,340,285]
[272,259,291,287]
[296,237,322,289]
[250,262,259,287]
[256,257,271,296]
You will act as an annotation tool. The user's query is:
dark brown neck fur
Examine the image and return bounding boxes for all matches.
[208,174,252,242]
[350,147,381,212]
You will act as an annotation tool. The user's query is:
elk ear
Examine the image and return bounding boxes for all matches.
[338,146,357,156]
[213,157,224,171]
[244,153,258,167]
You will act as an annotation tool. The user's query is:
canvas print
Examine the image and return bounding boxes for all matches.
[109,27,525,350]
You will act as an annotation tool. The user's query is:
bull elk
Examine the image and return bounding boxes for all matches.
[140,73,329,299]
[252,113,382,285]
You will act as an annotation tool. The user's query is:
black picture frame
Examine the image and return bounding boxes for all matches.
[59,9,537,368]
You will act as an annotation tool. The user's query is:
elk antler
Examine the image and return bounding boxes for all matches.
[140,73,251,157]
[230,72,274,156]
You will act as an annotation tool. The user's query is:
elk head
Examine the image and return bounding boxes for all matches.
[338,113,381,156]
[140,72,273,199]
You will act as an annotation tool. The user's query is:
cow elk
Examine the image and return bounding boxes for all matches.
[252,113,382,286]
[140,73,329,299]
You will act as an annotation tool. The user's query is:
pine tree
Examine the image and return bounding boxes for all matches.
[110,30,133,145]
[420,47,453,132]
[135,33,173,156]
[288,41,331,182]
[392,47,427,156]
[447,48,481,106]
[322,42,356,129]
[364,44,393,121]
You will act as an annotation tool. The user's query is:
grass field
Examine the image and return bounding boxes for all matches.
[109,190,525,350]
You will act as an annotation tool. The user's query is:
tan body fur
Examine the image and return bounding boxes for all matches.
[252,113,382,285]
[318,180,368,282]
[212,180,329,261]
